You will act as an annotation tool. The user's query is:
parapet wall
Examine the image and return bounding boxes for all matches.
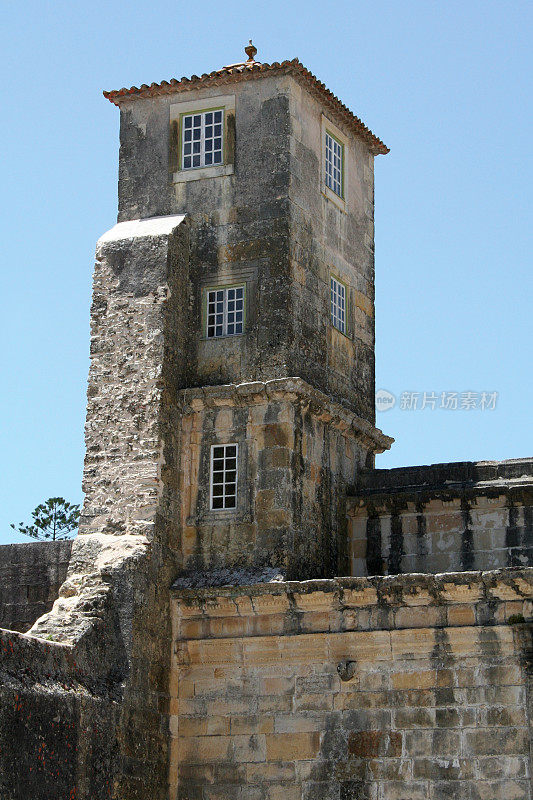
[348,458,533,577]
[0,539,72,632]
[171,569,533,800]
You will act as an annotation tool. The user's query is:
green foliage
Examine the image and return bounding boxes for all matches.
[508,613,526,625]
[11,497,80,541]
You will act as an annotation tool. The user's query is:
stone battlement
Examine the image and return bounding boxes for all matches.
[348,459,533,577]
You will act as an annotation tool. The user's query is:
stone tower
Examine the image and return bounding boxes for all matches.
[84,45,391,587]
[3,47,533,800]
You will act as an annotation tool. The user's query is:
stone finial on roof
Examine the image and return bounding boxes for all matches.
[245,40,257,63]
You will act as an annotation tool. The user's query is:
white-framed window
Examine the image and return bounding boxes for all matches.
[325,131,343,198]
[206,285,245,338]
[210,443,238,510]
[330,276,346,334]
[321,115,347,211]
[170,94,235,183]
[182,108,224,170]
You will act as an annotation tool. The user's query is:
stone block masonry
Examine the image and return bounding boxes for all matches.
[171,569,533,800]
[176,378,391,581]
[348,459,533,577]
[0,540,72,632]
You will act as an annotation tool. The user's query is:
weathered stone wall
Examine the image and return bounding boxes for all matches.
[0,598,123,800]
[171,570,533,800]
[175,379,390,582]
[116,76,294,389]
[0,540,72,632]
[288,79,376,423]
[74,214,191,800]
[348,459,533,576]
[0,215,191,800]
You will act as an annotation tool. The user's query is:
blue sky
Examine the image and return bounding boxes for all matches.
[1,0,531,543]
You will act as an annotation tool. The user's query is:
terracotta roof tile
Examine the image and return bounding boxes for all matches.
[103,58,388,155]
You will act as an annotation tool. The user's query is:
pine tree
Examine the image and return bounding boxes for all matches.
[11,497,80,541]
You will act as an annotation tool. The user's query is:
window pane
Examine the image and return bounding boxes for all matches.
[211,443,238,510]
[181,109,225,170]
[325,132,343,197]
[204,286,244,338]
[330,277,346,333]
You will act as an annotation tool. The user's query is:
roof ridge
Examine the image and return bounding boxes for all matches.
[103,58,388,155]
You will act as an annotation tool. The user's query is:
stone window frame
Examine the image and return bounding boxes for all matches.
[191,434,250,524]
[203,283,247,339]
[209,442,239,511]
[321,114,347,212]
[330,274,348,335]
[169,94,235,183]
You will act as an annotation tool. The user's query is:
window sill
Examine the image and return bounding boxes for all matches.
[173,163,234,183]
[187,510,251,524]
[322,187,346,213]
[330,324,352,342]
[201,333,245,342]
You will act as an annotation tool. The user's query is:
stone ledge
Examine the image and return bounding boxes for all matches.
[172,567,533,618]
[97,214,186,245]
[179,377,394,453]
[349,458,533,506]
